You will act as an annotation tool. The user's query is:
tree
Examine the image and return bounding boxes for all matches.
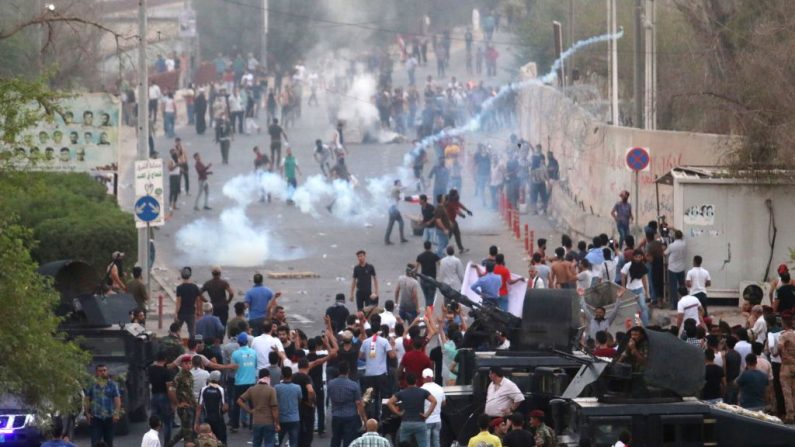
[0,216,91,417]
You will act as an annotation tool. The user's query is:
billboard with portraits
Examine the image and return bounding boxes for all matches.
[2,93,120,173]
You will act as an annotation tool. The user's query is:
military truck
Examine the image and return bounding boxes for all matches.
[38,260,155,435]
[412,273,795,447]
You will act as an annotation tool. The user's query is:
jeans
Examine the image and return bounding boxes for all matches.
[617,221,630,249]
[252,424,276,447]
[421,283,437,308]
[149,98,159,123]
[330,415,361,447]
[180,164,190,194]
[400,421,429,447]
[449,220,464,251]
[646,262,657,303]
[232,111,244,133]
[151,393,173,443]
[422,228,434,244]
[169,175,181,208]
[489,185,501,210]
[435,230,449,258]
[497,296,509,313]
[426,421,441,447]
[187,103,195,125]
[220,140,230,164]
[194,179,209,209]
[668,270,685,310]
[475,174,488,205]
[385,205,406,243]
[529,182,547,213]
[631,288,650,326]
[278,421,299,447]
[164,111,175,137]
[694,292,709,316]
[231,384,253,428]
[90,417,114,447]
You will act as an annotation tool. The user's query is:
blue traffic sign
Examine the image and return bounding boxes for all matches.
[625,147,650,171]
[134,195,161,222]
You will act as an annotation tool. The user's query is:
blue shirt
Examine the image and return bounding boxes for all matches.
[245,284,274,320]
[327,376,362,417]
[196,314,225,341]
[231,346,257,385]
[470,273,501,300]
[85,379,120,419]
[360,335,392,376]
[585,247,605,266]
[274,382,302,422]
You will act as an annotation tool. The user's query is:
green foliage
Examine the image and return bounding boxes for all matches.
[0,77,68,146]
[0,217,91,416]
[0,172,137,274]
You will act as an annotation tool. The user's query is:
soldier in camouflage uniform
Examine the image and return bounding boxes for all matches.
[167,355,196,447]
[195,423,225,447]
[529,409,556,447]
[159,321,186,363]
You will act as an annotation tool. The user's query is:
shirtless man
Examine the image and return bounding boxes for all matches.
[549,247,577,289]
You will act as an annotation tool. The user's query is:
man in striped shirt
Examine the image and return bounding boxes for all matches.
[349,419,392,447]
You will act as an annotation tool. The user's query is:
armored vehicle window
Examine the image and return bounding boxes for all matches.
[588,416,631,446]
[78,336,125,358]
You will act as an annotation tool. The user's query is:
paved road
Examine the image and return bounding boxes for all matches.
[101,28,526,447]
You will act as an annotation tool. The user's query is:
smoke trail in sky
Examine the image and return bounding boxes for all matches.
[408,29,625,156]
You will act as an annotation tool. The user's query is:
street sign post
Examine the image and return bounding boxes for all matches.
[134,159,165,228]
[625,147,651,232]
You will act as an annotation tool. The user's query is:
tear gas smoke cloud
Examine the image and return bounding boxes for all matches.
[174,31,624,267]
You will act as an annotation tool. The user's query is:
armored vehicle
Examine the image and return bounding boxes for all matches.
[38,260,155,435]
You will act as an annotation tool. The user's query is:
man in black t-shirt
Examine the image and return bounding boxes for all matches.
[350,250,379,311]
[419,194,436,244]
[201,266,234,327]
[197,370,227,443]
[416,242,441,307]
[268,118,288,168]
[503,412,534,447]
[307,337,329,436]
[293,358,316,447]
[326,293,350,333]
[387,373,436,445]
[148,351,176,442]
[702,349,725,401]
[175,267,201,338]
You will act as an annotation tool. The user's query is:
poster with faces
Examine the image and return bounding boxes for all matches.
[2,93,120,173]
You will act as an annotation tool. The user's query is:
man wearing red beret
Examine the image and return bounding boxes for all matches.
[529,410,556,447]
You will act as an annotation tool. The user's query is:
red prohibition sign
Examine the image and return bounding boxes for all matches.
[626,147,650,171]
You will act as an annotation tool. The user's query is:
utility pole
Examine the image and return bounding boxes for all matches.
[606,0,619,125]
[568,0,574,83]
[261,0,268,70]
[552,21,564,88]
[633,0,644,129]
[136,0,150,292]
[644,0,657,130]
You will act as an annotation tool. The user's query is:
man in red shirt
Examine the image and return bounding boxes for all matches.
[592,330,617,358]
[398,338,432,389]
[493,253,524,312]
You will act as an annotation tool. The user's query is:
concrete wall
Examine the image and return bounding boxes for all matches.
[517,82,731,239]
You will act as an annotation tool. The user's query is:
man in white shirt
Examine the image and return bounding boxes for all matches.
[676,286,704,333]
[438,246,464,292]
[148,82,162,123]
[686,255,712,316]
[380,300,398,331]
[421,368,445,447]
[141,415,162,447]
[484,366,524,417]
[360,314,396,419]
[251,330,286,370]
[735,330,753,369]
[664,230,687,310]
[748,305,767,344]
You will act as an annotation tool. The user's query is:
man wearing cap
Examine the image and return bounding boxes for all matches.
[421,368,446,447]
[529,410,556,447]
[196,303,225,342]
[489,417,508,439]
[778,311,795,423]
[229,333,257,432]
[166,356,197,447]
[484,366,525,417]
[245,273,280,336]
[201,266,235,327]
[196,370,227,443]
[467,414,502,447]
[326,293,350,333]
